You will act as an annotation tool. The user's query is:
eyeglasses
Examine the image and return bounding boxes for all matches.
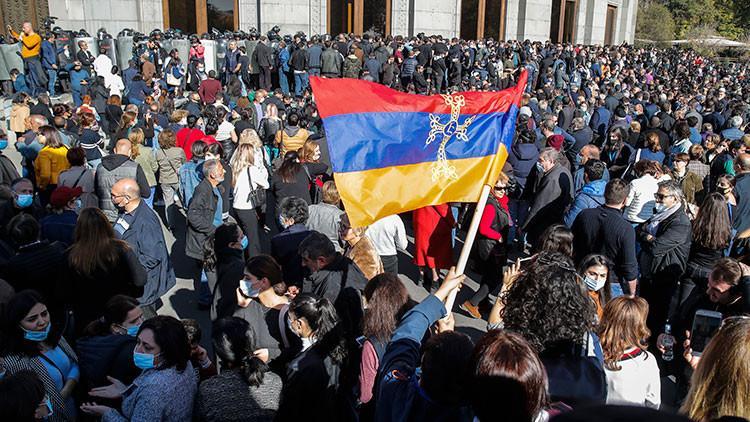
[654,193,673,200]
[494,186,508,191]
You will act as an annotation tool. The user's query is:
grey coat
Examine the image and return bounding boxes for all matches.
[102,362,197,422]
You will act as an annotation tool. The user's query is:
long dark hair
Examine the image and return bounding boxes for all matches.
[0,370,46,422]
[578,254,613,307]
[2,290,62,356]
[502,252,595,353]
[692,193,732,250]
[68,208,130,277]
[83,295,140,337]
[537,224,574,257]
[211,317,269,387]
[246,255,287,296]
[289,294,346,364]
[278,151,302,183]
[362,273,411,343]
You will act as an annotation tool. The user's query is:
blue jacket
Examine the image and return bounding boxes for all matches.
[278,48,290,72]
[40,210,78,246]
[375,295,472,422]
[65,64,90,91]
[507,143,540,192]
[41,40,59,70]
[127,79,154,103]
[307,44,323,68]
[565,179,607,227]
[589,107,611,140]
[179,158,204,208]
[574,166,609,194]
[123,66,138,91]
[117,201,176,306]
[13,75,31,94]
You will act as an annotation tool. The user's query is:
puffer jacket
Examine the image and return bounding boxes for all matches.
[564,179,607,227]
[275,125,309,156]
[507,142,540,194]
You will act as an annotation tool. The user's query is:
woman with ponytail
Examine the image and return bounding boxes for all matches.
[276,294,347,422]
[76,295,142,391]
[195,317,282,421]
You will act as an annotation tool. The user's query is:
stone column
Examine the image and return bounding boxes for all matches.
[391,0,409,36]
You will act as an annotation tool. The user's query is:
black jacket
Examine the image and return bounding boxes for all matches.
[276,345,342,422]
[30,102,54,122]
[76,334,139,389]
[572,205,639,282]
[1,240,66,314]
[210,247,246,320]
[523,163,573,239]
[253,42,274,68]
[637,207,692,279]
[186,178,220,260]
[271,224,312,287]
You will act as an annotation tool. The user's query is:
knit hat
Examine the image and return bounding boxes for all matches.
[50,186,82,208]
[547,134,564,151]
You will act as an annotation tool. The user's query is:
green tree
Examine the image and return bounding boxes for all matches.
[636,1,676,45]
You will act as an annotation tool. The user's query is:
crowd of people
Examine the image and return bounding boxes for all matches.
[0,19,750,422]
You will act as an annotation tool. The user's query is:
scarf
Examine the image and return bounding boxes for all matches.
[645,203,681,236]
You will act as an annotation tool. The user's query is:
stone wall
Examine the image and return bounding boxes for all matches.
[257,0,326,35]
[49,0,163,34]
[413,0,459,38]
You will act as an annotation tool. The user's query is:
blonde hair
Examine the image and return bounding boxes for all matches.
[128,128,145,158]
[230,143,256,187]
[596,296,650,371]
[681,318,750,421]
[300,139,320,162]
[238,128,262,149]
[170,109,189,123]
[321,180,340,205]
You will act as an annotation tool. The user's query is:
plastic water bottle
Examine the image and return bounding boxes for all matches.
[661,323,675,362]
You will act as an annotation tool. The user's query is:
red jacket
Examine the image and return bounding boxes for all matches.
[198,78,222,104]
[176,127,206,160]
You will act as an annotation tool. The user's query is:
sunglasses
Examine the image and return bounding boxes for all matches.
[494,186,508,191]
[654,193,673,200]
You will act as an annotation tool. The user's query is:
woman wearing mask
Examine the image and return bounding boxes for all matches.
[34,126,70,204]
[0,370,54,421]
[1,290,79,421]
[276,294,347,421]
[57,147,97,209]
[461,173,512,319]
[154,130,186,229]
[637,180,691,334]
[678,193,733,305]
[602,127,634,179]
[65,208,146,336]
[231,138,270,257]
[232,255,299,373]
[598,296,660,408]
[80,316,198,421]
[680,317,750,421]
[196,317,283,421]
[359,273,411,412]
[578,254,612,321]
[338,213,384,281]
[716,175,736,209]
[128,128,158,207]
[76,295,142,391]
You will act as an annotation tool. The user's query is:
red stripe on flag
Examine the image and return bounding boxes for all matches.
[310,70,527,118]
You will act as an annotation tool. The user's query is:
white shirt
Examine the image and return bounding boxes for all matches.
[215,120,235,142]
[366,215,408,256]
[605,349,661,409]
[232,155,269,210]
[624,174,659,223]
[105,74,125,97]
[93,54,112,77]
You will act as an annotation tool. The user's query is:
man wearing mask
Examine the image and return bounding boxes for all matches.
[111,178,175,318]
[522,148,573,247]
[186,159,226,307]
[0,178,44,230]
[0,131,20,187]
[95,139,151,222]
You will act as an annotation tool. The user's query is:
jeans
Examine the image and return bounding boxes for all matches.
[508,198,530,244]
[279,69,290,95]
[308,68,321,77]
[23,56,47,96]
[72,89,83,107]
[144,186,156,208]
[46,69,57,95]
[160,183,179,229]
[293,71,308,96]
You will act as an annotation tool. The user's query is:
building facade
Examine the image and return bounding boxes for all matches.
[4,0,635,44]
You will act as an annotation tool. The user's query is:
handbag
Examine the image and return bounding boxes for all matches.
[246,167,267,212]
[302,164,322,204]
[542,333,607,407]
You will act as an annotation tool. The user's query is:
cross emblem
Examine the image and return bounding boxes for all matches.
[425,94,476,181]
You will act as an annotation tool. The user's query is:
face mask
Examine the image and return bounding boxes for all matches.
[240,235,249,250]
[0,139,7,149]
[654,203,668,214]
[22,323,51,342]
[240,279,260,298]
[45,397,54,417]
[133,351,159,370]
[118,324,140,337]
[74,199,82,210]
[278,215,288,228]
[301,337,315,351]
[15,193,33,208]
[584,276,606,292]
[536,162,545,173]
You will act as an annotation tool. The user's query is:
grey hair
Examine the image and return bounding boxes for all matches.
[539,147,558,163]
[203,159,221,178]
[658,180,685,204]
[730,115,743,128]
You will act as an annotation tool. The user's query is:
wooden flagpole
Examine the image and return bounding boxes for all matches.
[443,183,492,318]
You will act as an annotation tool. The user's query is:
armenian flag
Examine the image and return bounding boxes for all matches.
[310,71,528,227]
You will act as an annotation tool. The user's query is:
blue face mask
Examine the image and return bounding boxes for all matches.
[133,351,158,370]
[0,139,7,150]
[23,323,51,342]
[44,397,54,418]
[15,193,33,208]
[240,235,249,250]
[120,324,140,337]
[74,199,82,210]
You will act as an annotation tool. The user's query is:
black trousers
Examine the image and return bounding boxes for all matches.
[234,207,263,258]
[259,66,272,91]
[380,255,398,274]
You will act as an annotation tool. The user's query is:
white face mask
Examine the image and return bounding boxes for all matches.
[239,279,260,298]
[584,276,606,292]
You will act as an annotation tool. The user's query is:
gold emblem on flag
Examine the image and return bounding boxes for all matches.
[425,94,476,181]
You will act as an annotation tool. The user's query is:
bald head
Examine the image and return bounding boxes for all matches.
[114,139,132,156]
[737,153,750,173]
[28,115,48,132]
[111,178,141,213]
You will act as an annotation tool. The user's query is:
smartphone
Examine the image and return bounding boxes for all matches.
[690,310,723,357]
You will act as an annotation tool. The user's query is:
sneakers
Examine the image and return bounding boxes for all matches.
[460,300,482,319]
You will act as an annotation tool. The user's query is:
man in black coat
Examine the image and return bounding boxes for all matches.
[252,36,275,91]
[111,178,176,317]
[299,231,368,340]
[572,178,639,296]
[523,148,573,248]
[271,197,312,288]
